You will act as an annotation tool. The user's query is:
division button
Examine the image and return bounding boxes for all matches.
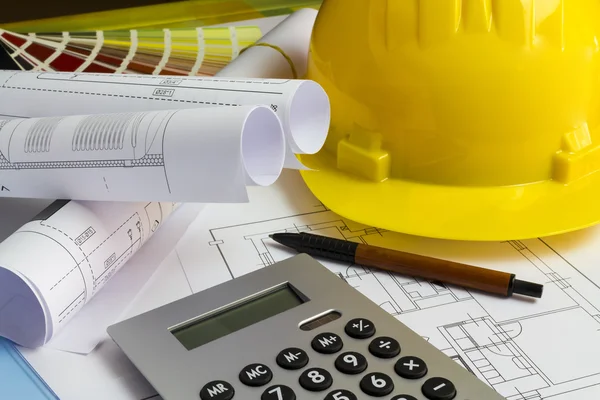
[422,377,457,400]
[276,347,309,370]
[392,396,418,400]
[299,367,333,391]
[199,380,234,400]
[368,336,400,358]
[261,384,296,400]
[311,332,343,354]
[359,372,394,397]
[239,363,273,387]
[394,356,428,379]
[344,318,376,339]
[325,389,358,400]
[334,351,368,374]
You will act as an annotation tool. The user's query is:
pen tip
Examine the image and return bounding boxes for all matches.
[513,279,544,298]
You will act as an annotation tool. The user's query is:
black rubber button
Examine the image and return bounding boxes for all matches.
[299,367,333,391]
[325,389,358,400]
[239,363,272,387]
[422,377,457,400]
[359,372,394,397]
[394,356,428,379]
[276,347,308,370]
[261,384,296,400]
[392,396,418,400]
[368,336,400,358]
[311,332,343,354]
[344,318,376,339]
[199,380,234,400]
[334,351,368,374]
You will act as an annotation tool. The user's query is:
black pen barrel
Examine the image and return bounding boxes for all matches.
[271,232,357,263]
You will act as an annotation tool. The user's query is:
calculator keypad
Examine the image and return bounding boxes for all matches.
[200,317,459,399]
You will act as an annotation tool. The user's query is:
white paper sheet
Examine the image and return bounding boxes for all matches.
[0,199,183,350]
[216,8,318,79]
[0,70,330,169]
[19,169,600,399]
[0,105,285,202]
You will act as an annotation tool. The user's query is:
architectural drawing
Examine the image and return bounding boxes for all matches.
[195,205,600,400]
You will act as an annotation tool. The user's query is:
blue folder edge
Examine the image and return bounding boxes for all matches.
[0,337,59,399]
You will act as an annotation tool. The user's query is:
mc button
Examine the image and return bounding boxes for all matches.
[239,363,272,387]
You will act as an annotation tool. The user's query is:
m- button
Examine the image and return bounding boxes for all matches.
[199,380,234,400]
[239,363,273,387]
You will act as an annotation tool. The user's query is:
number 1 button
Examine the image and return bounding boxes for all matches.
[325,389,358,400]
[360,372,394,397]
[261,384,295,400]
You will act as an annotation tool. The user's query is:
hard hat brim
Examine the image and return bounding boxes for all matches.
[298,152,600,241]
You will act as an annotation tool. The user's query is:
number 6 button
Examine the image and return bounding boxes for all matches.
[359,372,394,396]
[299,367,333,391]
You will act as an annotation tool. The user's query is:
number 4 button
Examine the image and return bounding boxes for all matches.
[360,372,394,396]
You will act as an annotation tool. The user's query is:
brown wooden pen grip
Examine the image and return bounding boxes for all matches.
[355,244,513,296]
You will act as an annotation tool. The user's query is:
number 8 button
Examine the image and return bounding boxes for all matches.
[360,372,394,397]
[299,367,333,391]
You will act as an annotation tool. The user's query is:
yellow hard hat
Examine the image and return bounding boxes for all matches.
[299,0,600,241]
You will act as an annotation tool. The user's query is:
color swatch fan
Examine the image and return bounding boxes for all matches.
[0,25,262,75]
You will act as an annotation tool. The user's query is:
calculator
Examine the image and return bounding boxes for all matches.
[107,253,506,400]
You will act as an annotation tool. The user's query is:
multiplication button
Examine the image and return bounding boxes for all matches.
[261,384,295,400]
[311,332,343,354]
[325,389,358,400]
[299,367,333,391]
[238,363,272,387]
[199,380,234,400]
[276,347,308,370]
[359,372,394,397]
[334,351,368,374]
[394,356,428,379]
[344,318,375,339]
[368,336,400,358]
[422,377,457,400]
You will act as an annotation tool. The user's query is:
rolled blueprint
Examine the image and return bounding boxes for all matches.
[0,105,285,202]
[0,69,330,169]
[0,200,180,348]
[216,8,318,79]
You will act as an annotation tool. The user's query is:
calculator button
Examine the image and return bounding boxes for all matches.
[239,363,272,387]
[298,367,333,391]
[359,372,394,397]
[276,347,309,370]
[261,384,296,400]
[391,396,418,400]
[311,332,343,354]
[394,356,428,379]
[334,351,368,374]
[421,377,457,400]
[325,389,358,400]
[199,380,234,400]
[344,318,375,339]
[368,336,400,358]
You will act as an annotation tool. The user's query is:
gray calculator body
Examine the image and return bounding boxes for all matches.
[107,253,506,399]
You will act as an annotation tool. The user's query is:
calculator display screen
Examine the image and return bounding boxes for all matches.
[170,283,307,350]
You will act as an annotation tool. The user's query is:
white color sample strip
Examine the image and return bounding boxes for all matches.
[0,70,330,169]
[0,105,285,202]
[0,200,181,349]
[216,8,318,79]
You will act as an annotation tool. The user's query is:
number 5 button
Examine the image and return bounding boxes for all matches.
[325,389,358,400]
[360,372,394,396]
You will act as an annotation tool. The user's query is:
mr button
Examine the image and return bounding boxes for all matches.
[200,380,234,400]
[239,363,273,387]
